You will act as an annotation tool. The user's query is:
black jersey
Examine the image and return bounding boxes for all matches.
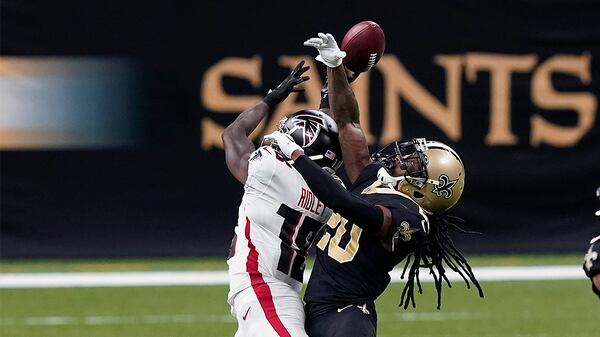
[304,162,429,317]
[583,235,600,298]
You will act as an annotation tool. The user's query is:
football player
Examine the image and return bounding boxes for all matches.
[267,33,483,337]
[583,187,600,299]
[222,61,343,337]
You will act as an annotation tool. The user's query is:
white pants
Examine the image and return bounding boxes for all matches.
[231,282,308,337]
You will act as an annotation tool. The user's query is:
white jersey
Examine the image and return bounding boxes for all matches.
[227,146,333,303]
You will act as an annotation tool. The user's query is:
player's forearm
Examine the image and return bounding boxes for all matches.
[223,101,269,137]
[221,101,269,184]
[292,154,383,234]
[327,65,359,125]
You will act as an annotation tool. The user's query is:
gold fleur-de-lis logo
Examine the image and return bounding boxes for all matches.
[391,221,421,251]
[399,221,419,242]
[432,174,458,199]
[584,246,598,271]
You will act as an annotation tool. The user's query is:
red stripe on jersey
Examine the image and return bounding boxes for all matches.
[262,146,272,155]
[244,217,292,337]
[286,213,302,274]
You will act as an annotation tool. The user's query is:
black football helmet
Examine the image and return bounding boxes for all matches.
[278,110,342,171]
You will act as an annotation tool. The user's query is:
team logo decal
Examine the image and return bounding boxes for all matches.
[431,174,458,199]
[391,221,420,252]
[249,150,262,162]
[289,115,326,147]
[399,221,419,242]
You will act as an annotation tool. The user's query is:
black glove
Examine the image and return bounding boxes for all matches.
[263,61,310,108]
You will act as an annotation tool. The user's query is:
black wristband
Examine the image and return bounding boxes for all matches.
[262,95,278,109]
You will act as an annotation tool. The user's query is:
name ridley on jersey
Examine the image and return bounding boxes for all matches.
[227,145,333,304]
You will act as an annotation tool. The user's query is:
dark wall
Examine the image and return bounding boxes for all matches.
[2,0,600,258]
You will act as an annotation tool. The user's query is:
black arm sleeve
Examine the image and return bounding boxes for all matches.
[293,155,383,234]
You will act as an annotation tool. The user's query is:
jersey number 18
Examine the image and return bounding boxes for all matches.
[276,204,325,281]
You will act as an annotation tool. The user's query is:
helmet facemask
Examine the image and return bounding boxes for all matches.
[373,138,432,188]
[373,138,465,214]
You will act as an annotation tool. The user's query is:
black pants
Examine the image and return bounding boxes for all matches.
[305,303,377,337]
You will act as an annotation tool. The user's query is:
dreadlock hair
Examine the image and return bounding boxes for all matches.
[398,213,484,309]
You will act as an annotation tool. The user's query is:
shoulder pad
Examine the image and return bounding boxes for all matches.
[388,204,430,252]
[248,149,263,162]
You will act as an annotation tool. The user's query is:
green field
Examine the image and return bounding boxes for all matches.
[1,255,598,337]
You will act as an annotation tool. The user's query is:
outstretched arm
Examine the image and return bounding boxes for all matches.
[222,101,270,184]
[305,33,371,183]
[292,151,396,250]
[266,131,394,244]
[328,65,359,125]
[293,153,392,236]
[328,64,372,183]
[222,61,310,184]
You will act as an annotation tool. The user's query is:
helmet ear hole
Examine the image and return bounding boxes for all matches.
[413,191,424,199]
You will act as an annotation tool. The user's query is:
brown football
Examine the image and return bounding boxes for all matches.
[341,21,385,73]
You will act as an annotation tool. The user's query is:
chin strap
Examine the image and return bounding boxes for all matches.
[378,167,444,192]
[377,167,404,188]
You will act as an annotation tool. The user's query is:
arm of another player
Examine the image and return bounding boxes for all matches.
[583,236,600,298]
[305,33,371,183]
[329,64,372,183]
[293,151,392,238]
[222,101,268,184]
[222,61,310,184]
[267,131,392,239]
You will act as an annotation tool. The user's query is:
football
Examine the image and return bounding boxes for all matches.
[341,21,386,73]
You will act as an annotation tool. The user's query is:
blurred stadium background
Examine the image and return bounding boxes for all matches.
[1,1,599,336]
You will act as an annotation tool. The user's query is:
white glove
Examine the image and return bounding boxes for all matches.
[263,131,303,159]
[303,33,346,68]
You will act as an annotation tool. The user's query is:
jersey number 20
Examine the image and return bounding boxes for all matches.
[316,213,362,263]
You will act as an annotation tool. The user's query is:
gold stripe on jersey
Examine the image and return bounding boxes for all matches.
[360,180,430,234]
